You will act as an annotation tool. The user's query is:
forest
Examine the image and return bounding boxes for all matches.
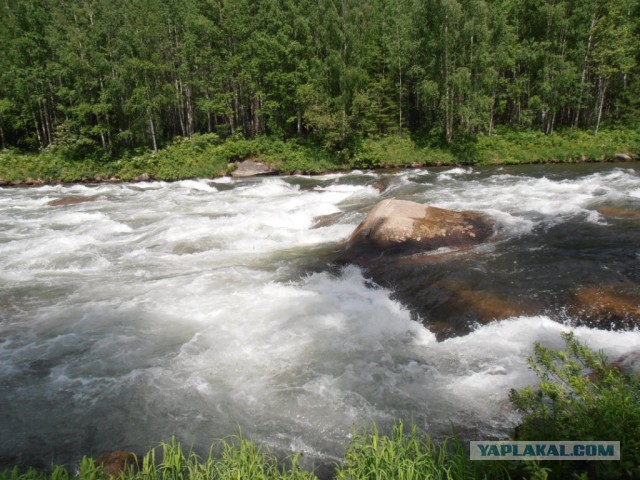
[0,0,638,159]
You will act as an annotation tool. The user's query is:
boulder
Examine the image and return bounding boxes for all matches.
[615,152,634,162]
[597,206,640,220]
[48,195,98,207]
[231,159,276,178]
[585,350,640,382]
[339,198,493,263]
[613,350,640,376]
[24,177,44,186]
[568,284,640,330]
[95,451,137,477]
[372,176,393,193]
[134,172,151,182]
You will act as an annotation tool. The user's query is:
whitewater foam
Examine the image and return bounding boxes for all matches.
[1,164,639,466]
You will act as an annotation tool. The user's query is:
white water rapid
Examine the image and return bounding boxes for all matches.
[1,164,639,470]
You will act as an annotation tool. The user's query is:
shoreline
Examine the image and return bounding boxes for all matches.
[1,153,637,189]
[1,128,639,188]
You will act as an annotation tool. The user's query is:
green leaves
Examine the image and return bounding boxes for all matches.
[510,332,640,479]
[0,0,638,158]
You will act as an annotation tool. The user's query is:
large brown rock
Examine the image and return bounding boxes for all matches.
[231,159,276,177]
[339,198,493,263]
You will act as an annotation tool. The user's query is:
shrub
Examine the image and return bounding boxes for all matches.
[510,332,640,479]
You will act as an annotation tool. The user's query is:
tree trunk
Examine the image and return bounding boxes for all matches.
[186,83,194,138]
[444,15,452,144]
[148,109,158,152]
[175,78,186,137]
[488,89,496,135]
[32,109,43,149]
[205,90,213,133]
[397,25,403,136]
[574,13,597,128]
[595,76,607,135]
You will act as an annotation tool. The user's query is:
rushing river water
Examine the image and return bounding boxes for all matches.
[1,163,640,473]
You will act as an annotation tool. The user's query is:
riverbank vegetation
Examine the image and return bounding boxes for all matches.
[1,127,639,184]
[2,334,637,480]
[1,0,639,183]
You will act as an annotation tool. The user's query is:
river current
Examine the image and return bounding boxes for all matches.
[1,163,639,471]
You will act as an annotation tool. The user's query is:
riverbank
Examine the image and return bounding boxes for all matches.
[1,128,638,186]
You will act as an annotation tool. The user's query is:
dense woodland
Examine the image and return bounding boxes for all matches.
[0,0,638,157]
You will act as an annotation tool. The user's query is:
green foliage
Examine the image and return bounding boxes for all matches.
[0,437,315,480]
[1,0,638,156]
[334,421,508,480]
[350,136,457,168]
[2,126,639,185]
[476,127,640,165]
[510,332,640,479]
[118,134,230,181]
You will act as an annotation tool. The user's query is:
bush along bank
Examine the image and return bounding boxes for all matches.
[2,333,638,480]
[1,127,639,187]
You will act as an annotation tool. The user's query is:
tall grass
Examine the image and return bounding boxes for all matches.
[0,426,513,480]
[0,436,316,480]
[334,421,510,480]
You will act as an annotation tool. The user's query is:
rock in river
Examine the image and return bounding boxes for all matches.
[48,195,98,207]
[339,198,493,263]
[567,284,640,330]
[231,159,276,177]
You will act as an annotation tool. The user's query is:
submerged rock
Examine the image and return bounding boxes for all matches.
[48,196,98,207]
[312,211,344,229]
[598,206,640,220]
[395,279,536,340]
[567,284,640,330]
[231,159,277,177]
[439,281,530,322]
[339,198,493,263]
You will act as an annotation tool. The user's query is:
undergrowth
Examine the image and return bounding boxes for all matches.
[1,127,638,185]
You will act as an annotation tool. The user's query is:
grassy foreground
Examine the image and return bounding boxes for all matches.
[0,128,638,185]
[2,334,638,480]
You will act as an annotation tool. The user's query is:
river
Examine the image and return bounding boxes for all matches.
[1,163,639,472]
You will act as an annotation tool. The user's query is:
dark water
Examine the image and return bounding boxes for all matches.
[0,163,639,473]
[349,164,640,337]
